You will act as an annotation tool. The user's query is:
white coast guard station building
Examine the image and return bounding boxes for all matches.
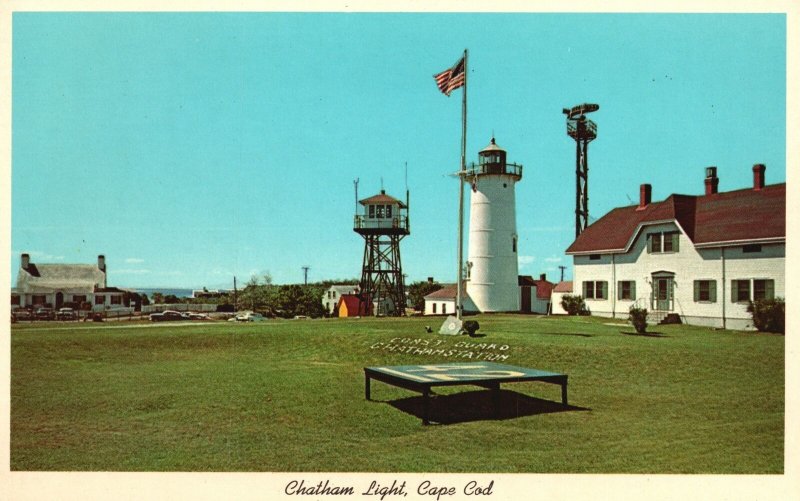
[564,164,784,330]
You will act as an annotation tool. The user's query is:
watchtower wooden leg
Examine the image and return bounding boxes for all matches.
[365,373,371,401]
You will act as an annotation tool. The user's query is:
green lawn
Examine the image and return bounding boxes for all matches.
[10,315,784,472]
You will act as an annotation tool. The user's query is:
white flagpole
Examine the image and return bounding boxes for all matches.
[456,49,467,320]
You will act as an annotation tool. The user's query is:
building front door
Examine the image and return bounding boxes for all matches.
[652,277,673,311]
[55,292,64,309]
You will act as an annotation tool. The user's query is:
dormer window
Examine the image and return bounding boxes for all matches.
[647,231,680,254]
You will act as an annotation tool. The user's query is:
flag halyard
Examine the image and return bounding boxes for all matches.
[434,57,466,96]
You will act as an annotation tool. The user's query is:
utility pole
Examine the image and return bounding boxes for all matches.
[302,266,310,285]
[233,276,238,312]
[558,265,567,282]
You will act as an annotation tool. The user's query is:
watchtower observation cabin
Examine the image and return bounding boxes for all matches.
[353,190,410,236]
[353,190,409,317]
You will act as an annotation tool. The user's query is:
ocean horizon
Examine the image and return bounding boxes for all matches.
[125,287,197,298]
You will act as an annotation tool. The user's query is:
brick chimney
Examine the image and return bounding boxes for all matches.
[638,184,652,210]
[98,255,107,288]
[704,166,719,195]
[540,273,546,281]
[21,253,30,270]
[753,164,766,191]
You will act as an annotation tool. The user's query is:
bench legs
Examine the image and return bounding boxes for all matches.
[491,383,501,418]
[422,388,430,425]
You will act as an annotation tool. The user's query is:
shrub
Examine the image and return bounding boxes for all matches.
[747,298,784,334]
[462,320,480,336]
[628,306,648,334]
[560,295,588,316]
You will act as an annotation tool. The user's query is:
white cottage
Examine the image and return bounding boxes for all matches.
[322,284,360,315]
[565,165,784,330]
[550,281,574,315]
[423,284,478,316]
[12,254,124,310]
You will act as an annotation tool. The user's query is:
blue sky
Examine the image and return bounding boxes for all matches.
[10,13,786,288]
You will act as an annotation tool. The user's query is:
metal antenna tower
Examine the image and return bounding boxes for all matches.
[563,103,600,238]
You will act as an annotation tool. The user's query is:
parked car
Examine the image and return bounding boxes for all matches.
[236,312,266,322]
[186,312,210,320]
[12,308,33,321]
[34,307,55,321]
[149,310,186,322]
[57,307,78,320]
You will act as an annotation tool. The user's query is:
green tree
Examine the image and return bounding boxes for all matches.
[273,284,327,318]
[407,281,443,311]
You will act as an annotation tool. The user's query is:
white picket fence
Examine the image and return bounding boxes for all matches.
[142,303,218,313]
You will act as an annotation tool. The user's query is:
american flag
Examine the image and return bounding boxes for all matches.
[434,56,465,96]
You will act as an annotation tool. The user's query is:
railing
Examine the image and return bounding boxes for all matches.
[567,119,597,139]
[354,215,409,232]
[464,162,523,178]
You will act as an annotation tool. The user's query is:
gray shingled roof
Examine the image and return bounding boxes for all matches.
[17,263,105,293]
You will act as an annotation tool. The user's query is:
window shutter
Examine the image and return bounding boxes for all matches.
[693,281,699,302]
[599,281,607,299]
[631,281,636,300]
[710,281,717,303]
[766,280,774,300]
[731,280,737,303]
[617,283,623,300]
[646,234,652,253]
[672,232,680,252]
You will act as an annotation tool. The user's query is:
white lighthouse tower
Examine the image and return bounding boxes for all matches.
[465,137,523,312]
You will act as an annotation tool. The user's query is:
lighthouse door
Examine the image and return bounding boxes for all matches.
[520,287,531,313]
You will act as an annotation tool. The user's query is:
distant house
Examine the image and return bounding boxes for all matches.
[337,294,367,317]
[12,253,124,310]
[423,284,478,316]
[424,276,553,316]
[565,165,784,329]
[550,281,574,315]
[322,284,360,315]
[519,274,554,314]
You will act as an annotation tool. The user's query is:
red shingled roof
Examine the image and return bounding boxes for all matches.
[519,275,554,299]
[338,294,367,316]
[359,192,407,208]
[424,284,469,300]
[533,279,554,299]
[566,183,785,254]
[553,281,573,293]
